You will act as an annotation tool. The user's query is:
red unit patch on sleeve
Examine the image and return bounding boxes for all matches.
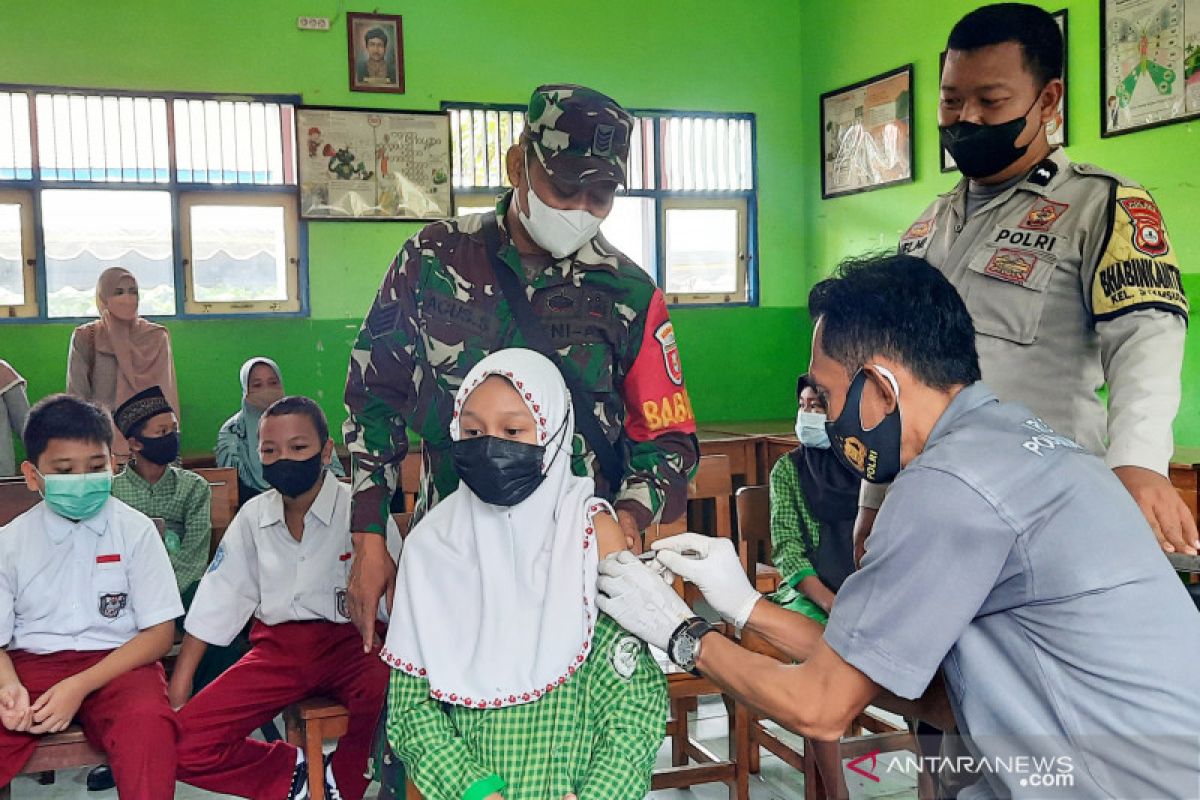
[624,290,697,441]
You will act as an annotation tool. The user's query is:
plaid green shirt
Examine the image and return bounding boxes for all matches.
[112,464,212,595]
[387,614,666,800]
[768,454,821,587]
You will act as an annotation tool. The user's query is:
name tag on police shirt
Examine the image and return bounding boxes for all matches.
[987,225,1066,256]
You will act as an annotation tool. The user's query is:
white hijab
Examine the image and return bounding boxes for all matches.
[383,348,607,709]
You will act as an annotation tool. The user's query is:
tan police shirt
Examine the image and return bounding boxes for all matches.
[862,149,1187,509]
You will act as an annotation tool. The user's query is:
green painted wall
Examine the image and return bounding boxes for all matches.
[1,0,810,456]
[796,0,1200,447]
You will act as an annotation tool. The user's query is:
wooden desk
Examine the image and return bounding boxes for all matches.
[700,420,794,438]
[696,430,759,486]
[1169,447,1200,524]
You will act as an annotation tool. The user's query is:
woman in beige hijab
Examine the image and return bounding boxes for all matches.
[67,267,179,458]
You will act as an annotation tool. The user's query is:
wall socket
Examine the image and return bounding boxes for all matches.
[297,16,331,31]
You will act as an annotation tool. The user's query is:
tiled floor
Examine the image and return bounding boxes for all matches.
[4,700,919,799]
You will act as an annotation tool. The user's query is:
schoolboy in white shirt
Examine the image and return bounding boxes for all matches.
[171,396,401,800]
[0,394,182,797]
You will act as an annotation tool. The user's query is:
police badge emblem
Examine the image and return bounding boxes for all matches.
[610,635,643,680]
[98,592,128,619]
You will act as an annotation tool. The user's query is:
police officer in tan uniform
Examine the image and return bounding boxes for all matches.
[858,3,1195,558]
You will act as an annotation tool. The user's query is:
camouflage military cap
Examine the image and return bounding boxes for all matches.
[524,84,632,186]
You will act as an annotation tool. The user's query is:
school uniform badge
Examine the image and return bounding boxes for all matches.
[335,588,349,619]
[207,542,226,573]
[610,635,643,680]
[98,592,128,618]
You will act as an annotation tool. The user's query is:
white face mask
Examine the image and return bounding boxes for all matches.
[795,410,831,449]
[516,152,604,259]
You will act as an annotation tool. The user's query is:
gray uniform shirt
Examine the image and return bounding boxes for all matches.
[826,383,1200,799]
[897,149,1186,473]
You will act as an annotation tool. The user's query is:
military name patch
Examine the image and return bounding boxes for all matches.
[984,248,1039,286]
[610,635,643,680]
[1019,199,1069,231]
[1118,196,1169,257]
[98,592,128,619]
[654,321,683,386]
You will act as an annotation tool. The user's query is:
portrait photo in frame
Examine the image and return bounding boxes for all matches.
[347,12,404,94]
[820,64,914,199]
[941,9,1069,172]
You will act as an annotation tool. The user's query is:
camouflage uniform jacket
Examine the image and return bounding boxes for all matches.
[344,192,699,535]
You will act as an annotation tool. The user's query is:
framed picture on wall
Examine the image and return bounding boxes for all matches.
[941,9,1069,172]
[1101,0,1200,136]
[820,64,914,199]
[347,12,405,94]
[296,106,452,221]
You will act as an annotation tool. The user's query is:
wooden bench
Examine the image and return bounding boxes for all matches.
[193,466,237,558]
[0,726,106,799]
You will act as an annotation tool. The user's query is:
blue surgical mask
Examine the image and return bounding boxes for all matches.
[795,410,831,449]
[37,468,113,521]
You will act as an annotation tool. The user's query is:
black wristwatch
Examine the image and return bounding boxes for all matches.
[668,616,714,675]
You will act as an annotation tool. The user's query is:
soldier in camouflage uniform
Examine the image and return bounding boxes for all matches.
[344,84,700,648]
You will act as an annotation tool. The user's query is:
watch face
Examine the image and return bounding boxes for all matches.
[672,633,697,669]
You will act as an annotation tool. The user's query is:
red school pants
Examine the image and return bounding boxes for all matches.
[0,649,178,798]
[176,620,388,800]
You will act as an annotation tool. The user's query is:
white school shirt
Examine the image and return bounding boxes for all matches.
[0,497,184,655]
[185,472,402,647]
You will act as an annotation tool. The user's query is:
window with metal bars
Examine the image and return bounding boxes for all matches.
[444,103,756,305]
[0,86,303,320]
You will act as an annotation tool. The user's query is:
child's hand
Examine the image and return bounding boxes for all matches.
[29,675,87,734]
[167,673,192,711]
[0,681,31,732]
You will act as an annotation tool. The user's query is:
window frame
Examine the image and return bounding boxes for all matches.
[0,84,307,325]
[0,188,38,318]
[442,101,759,307]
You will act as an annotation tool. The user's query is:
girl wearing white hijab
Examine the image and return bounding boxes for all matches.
[383,348,666,800]
[216,356,344,506]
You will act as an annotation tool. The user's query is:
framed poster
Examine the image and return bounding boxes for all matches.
[297,107,452,221]
[1102,0,1200,136]
[820,65,914,199]
[941,10,1069,172]
[347,12,405,94]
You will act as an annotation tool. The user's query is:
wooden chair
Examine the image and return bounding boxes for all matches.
[0,727,106,800]
[399,452,422,513]
[283,698,347,800]
[0,478,38,526]
[734,485,783,594]
[193,466,237,557]
[391,511,413,538]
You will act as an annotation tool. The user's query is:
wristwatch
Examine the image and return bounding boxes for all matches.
[668,616,714,675]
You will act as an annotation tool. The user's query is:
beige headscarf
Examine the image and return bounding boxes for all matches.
[90,267,179,417]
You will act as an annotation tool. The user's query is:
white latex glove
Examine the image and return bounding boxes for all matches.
[653,532,761,628]
[597,551,695,651]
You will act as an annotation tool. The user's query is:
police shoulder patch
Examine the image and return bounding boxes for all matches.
[1092,186,1188,323]
[609,635,643,680]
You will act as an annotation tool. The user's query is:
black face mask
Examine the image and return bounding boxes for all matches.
[825,367,903,484]
[451,436,547,507]
[135,432,180,466]
[938,97,1039,179]
[262,453,325,498]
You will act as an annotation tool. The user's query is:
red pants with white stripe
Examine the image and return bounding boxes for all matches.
[176,620,388,800]
[0,649,178,797]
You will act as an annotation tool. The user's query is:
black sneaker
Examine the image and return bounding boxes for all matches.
[86,765,115,791]
[323,754,344,800]
[286,758,310,800]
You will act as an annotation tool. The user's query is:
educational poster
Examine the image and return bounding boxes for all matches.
[1103,0,1200,135]
[820,65,913,199]
[297,107,451,220]
[942,11,1068,172]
